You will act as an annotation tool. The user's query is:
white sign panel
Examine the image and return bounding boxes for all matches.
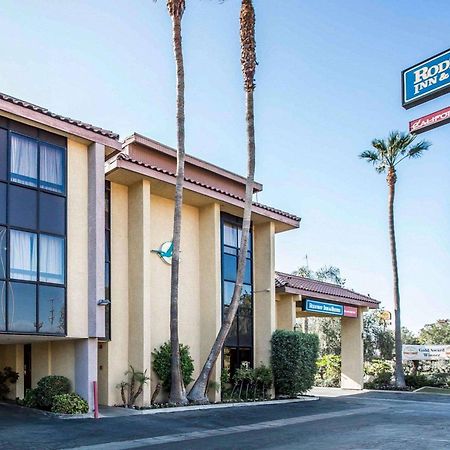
[402,345,450,361]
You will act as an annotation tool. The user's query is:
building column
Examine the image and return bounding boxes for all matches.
[75,338,98,410]
[276,294,296,330]
[88,142,105,338]
[341,307,365,390]
[254,222,276,369]
[199,203,222,402]
[128,180,152,406]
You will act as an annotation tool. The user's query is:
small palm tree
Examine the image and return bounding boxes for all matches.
[360,131,431,388]
[188,0,257,403]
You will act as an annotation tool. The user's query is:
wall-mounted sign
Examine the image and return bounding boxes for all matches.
[343,305,358,318]
[151,241,173,265]
[403,344,450,361]
[402,48,450,109]
[409,105,450,134]
[304,299,343,317]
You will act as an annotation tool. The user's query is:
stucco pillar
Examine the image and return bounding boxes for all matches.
[199,203,222,402]
[341,308,364,390]
[276,294,296,330]
[75,338,97,410]
[253,222,276,369]
[128,180,152,405]
[88,142,105,338]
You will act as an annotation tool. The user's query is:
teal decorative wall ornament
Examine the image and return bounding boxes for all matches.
[151,241,173,265]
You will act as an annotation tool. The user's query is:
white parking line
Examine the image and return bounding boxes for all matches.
[63,406,384,450]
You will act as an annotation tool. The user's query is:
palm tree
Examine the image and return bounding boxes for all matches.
[165,0,188,405]
[360,131,431,388]
[188,0,257,403]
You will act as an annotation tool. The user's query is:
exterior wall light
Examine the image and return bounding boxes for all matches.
[97,299,111,306]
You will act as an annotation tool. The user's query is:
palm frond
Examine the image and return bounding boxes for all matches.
[397,132,416,155]
[406,140,431,159]
[359,149,380,163]
[371,138,387,156]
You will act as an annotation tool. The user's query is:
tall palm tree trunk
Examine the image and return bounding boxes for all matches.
[168,0,188,405]
[188,0,257,404]
[387,167,406,388]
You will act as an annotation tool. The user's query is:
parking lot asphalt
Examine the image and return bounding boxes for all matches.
[1,390,449,450]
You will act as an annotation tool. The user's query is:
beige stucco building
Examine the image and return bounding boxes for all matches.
[0,93,378,409]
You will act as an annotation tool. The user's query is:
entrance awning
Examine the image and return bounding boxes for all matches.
[275,272,380,309]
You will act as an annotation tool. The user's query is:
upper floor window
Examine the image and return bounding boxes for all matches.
[0,121,66,336]
[10,133,65,194]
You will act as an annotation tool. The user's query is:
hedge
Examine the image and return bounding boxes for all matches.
[271,330,319,397]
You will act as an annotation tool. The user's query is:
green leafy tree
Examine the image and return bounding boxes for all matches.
[363,309,394,361]
[401,326,419,345]
[419,320,450,345]
[360,131,431,387]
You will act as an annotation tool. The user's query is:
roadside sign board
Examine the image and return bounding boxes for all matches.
[409,106,450,134]
[403,344,450,361]
[402,48,450,109]
[303,299,358,318]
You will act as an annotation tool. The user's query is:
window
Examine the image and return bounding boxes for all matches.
[0,122,66,336]
[0,183,6,224]
[39,235,65,284]
[40,143,65,193]
[38,286,65,334]
[8,185,38,230]
[10,134,38,187]
[8,282,36,333]
[0,129,6,181]
[221,214,253,376]
[10,230,37,281]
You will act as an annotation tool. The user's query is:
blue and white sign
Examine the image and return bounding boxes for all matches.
[402,48,450,109]
[304,299,343,316]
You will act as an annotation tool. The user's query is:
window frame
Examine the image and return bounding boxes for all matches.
[220,213,254,374]
[0,121,67,336]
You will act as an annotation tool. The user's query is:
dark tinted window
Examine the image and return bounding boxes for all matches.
[0,281,5,330]
[8,282,36,332]
[9,134,38,187]
[39,192,65,235]
[38,285,65,334]
[0,182,6,224]
[0,227,6,279]
[10,230,37,281]
[223,254,237,282]
[0,129,7,181]
[224,306,238,347]
[39,143,65,194]
[39,235,65,284]
[8,185,37,230]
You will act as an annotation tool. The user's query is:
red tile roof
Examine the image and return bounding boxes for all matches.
[116,153,301,222]
[275,271,380,308]
[0,92,120,140]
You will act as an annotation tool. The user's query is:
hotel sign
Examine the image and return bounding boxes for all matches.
[402,48,450,109]
[409,106,450,134]
[403,345,450,361]
[303,299,358,318]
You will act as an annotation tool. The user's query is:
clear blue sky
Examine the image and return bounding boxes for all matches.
[1,0,448,332]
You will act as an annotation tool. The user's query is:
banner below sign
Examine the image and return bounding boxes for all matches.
[402,48,450,109]
[402,345,450,361]
[409,106,450,134]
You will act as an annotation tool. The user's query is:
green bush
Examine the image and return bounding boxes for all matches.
[51,393,89,415]
[152,342,194,391]
[405,374,430,389]
[18,389,38,408]
[0,367,19,399]
[35,375,71,410]
[271,330,319,397]
[315,354,341,387]
[364,359,393,389]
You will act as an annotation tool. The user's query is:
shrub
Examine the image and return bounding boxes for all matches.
[117,366,150,407]
[315,354,341,387]
[51,393,89,414]
[18,389,38,408]
[0,367,19,399]
[271,330,319,397]
[152,342,194,391]
[405,374,430,389]
[364,359,393,389]
[35,375,71,410]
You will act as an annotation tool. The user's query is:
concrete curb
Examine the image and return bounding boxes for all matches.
[93,396,320,420]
